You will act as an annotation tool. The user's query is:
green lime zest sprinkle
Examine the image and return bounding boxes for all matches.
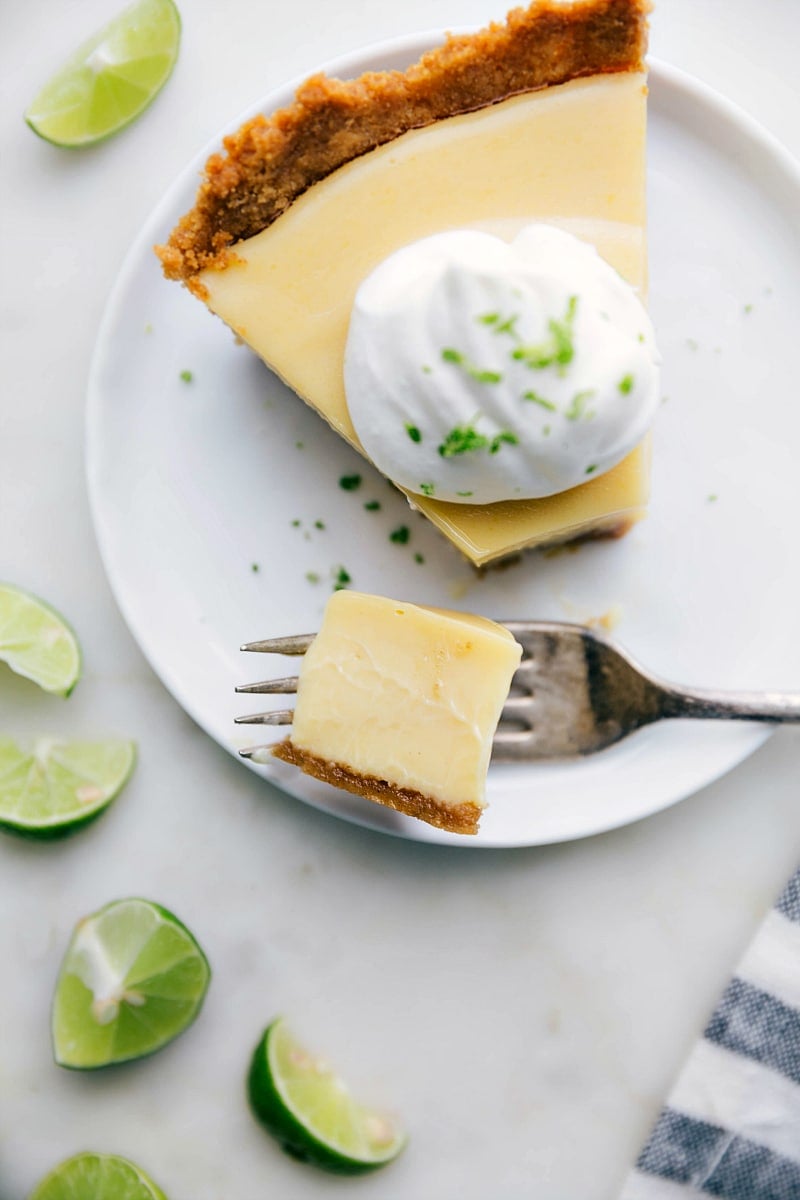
[637,332,646,343]
[495,315,519,336]
[333,566,351,591]
[512,345,549,368]
[390,525,411,544]
[305,571,320,584]
[419,482,435,496]
[686,337,699,351]
[291,519,301,528]
[585,464,598,475]
[251,562,260,573]
[707,493,718,503]
[566,389,596,422]
[618,374,635,394]
[405,423,422,443]
[744,304,753,314]
[422,365,433,374]
[456,490,474,497]
[490,430,518,454]
[512,295,579,375]
[438,424,489,457]
[542,425,551,437]
[339,474,362,491]
[179,369,193,383]
[414,553,425,564]
[314,520,325,530]
[523,390,556,411]
[479,311,519,338]
[364,500,381,511]
[438,423,517,458]
[295,440,304,449]
[441,347,503,385]
[470,367,503,384]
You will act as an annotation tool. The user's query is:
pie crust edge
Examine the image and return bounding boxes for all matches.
[272,739,483,835]
[157,0,650,284]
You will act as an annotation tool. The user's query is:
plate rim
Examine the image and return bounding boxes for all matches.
[86,38,800,849]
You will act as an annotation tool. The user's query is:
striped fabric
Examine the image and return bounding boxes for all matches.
[622,868,800,1199]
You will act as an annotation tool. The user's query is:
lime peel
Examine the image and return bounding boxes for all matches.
[25,0,181,148]
[248,1018,407,1174]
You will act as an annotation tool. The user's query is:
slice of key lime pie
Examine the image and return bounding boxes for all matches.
[158,0,657,567]
[271,591,522,835]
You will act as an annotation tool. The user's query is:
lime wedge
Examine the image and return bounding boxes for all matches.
[29,1152,168,1200]
[0,737,135,839]
[0,584,81,696]
[25,0,181,148]
[52,898,211,1069]
[247,1018,407,1174]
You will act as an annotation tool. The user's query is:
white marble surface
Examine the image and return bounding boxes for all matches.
[2,1,800,1197]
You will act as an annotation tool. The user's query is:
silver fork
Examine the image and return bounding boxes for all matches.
[235,620,800,762]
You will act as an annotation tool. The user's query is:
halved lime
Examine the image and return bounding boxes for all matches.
[0,737,135,839]
[29,1152,168,1200]
[25,0,181,148]
[0,584,81,696]
[247,1018,407,1174]
[52,898,211,1069]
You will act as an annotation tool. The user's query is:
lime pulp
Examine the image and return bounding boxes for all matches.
[25,0,181,147]
[0,737,135,839]
[0,584,81,696]
[29,1152,168,1200]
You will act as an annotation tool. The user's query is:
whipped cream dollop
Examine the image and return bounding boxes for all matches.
[344,224,660,504]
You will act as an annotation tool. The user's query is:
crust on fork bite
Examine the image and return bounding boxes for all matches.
[272,740,483,835]
[156,0,650,283]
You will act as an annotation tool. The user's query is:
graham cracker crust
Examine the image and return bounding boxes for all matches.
[272,740,483,835]
[157,0,650,283]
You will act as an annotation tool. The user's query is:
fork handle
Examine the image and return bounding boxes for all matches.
[660,684,800,723]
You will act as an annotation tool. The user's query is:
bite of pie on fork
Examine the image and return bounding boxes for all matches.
[236,590,800,836]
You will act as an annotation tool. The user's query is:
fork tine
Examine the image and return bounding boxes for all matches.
[234,710,294,726]
[493,727,535,744]
[239,745,276,760]
[240,634,315,654]
[501,695,534,721]
[491,729,537,758]
[235,676,299,695]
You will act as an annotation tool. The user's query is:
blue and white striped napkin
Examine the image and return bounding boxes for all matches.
[622,868,800,1199]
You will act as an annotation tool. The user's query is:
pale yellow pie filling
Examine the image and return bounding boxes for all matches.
[199,71,649,565]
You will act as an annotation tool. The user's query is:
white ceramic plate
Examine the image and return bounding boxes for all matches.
[86,37,800,848]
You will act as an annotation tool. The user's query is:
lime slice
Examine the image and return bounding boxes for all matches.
[247,1018,407,1174]
[29,1152,168,1200]
[52,898,211,1069]
[25,0,181,148]
[0,737,135,840]
[0,584,81,696]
